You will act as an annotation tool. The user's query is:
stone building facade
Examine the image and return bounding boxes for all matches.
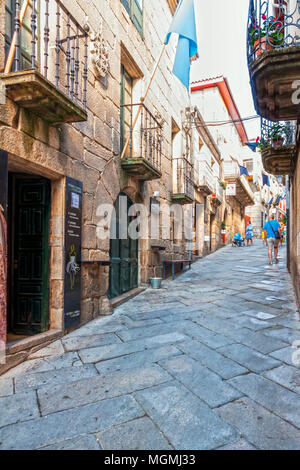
[0,0,197,371]
[191,76,255,245]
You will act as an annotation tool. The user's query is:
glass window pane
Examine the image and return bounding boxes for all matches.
[5,10,12,38]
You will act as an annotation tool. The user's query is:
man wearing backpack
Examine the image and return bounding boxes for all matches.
[263,214,282,266]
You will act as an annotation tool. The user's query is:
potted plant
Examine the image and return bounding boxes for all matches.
[250,15,284,55]
[268,123,288,147]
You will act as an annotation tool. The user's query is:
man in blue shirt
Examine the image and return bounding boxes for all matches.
[263,215,281,266]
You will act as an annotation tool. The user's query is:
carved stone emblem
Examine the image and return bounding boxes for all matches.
[90,29,109,79]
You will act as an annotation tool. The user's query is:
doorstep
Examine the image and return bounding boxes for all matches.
[111,287,146,309]
[0,329,63,376]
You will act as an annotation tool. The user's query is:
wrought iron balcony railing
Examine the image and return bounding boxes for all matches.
[120,103,163,180]
[223,160,255,206]
[259,118,296,175]
[247,0,300,64]
[260,118,296,148]
[172,157,194,204]
[2,0,88,123]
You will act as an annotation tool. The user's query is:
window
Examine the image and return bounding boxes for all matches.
[121,0,143,37]
[120,65,133,156]
[5,0,39,70]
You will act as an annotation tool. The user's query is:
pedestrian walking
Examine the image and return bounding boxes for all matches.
[263,214,282,266]
[245,220,254,246]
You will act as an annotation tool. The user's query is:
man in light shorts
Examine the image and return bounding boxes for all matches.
[263,215,281,266]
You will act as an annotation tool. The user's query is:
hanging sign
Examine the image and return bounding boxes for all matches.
[0,150,8,363]
[64,177,83,330]
[226,183,236,196]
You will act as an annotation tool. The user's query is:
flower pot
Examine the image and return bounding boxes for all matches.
[272,137,284,147]
[149,277,162,289]
[254,37,274,56]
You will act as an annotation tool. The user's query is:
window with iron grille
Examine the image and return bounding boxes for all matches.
[121,0,143,37]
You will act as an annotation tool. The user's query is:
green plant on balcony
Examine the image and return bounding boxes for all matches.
[257,123,291,150]
[221,221,226,230]
[250,15,284,49]
[219,181,226,190]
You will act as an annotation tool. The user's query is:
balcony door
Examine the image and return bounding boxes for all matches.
[5,0,39,71]
[120,65,133,158]
[108,193,138,299]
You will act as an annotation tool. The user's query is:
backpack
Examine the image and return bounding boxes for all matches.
[268,221,281,240]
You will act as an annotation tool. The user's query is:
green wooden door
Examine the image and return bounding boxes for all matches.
[12,176,50,334]
[108,194,138,299]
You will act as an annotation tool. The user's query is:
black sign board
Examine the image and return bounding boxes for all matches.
[0,150,8,358]
[64,177,82,329]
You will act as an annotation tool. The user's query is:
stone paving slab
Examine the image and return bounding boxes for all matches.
[28,340,65,359]
[227,374,300,430]
[40,435,101,450]
[37,364,171,416]
[159,355,243,408]
[0,378,14,397]
[173,321,234,349]
[0,358,53,379]
[15,364,98,393]
[217,439,257,450]
[219,327,287,354]
[262,327,300,344]
[78,332,188,364]
[263,365,300,394]
[62,333,121,352]
[42,352,82,369]
[0,395,144,450]
[98,417,173,450]
[0,390,40,428]
[134,381,239,450]
[269,347,298,366]
[217,397,300,450]
[177,340,248,379]
[116,323,180,343]
[95,345,181,375]
[218,343,281,373]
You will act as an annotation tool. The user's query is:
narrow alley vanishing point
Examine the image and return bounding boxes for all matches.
[0,245,299,450]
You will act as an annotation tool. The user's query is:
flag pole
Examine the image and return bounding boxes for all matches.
[5,0,31,74]
[120,43,166,160]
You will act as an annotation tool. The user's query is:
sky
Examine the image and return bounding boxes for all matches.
[191,0,260,140]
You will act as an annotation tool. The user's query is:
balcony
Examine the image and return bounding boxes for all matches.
[211,179,224,206]
[247,0,300,121]
[196,161,215,195]
[223,161,255,206]
[120,103,162,181]
[1,0,88,125]
[171,157,194,204]
[259,118,296,175]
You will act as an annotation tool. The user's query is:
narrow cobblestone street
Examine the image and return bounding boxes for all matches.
[0,244,300,450]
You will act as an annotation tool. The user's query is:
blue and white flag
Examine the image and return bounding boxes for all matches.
[240,166,250,177]
[262,174,270,187]
[165,0,198,90]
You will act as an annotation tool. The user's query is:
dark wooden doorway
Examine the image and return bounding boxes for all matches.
[108,193,138,299]
[8,174,51,335]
